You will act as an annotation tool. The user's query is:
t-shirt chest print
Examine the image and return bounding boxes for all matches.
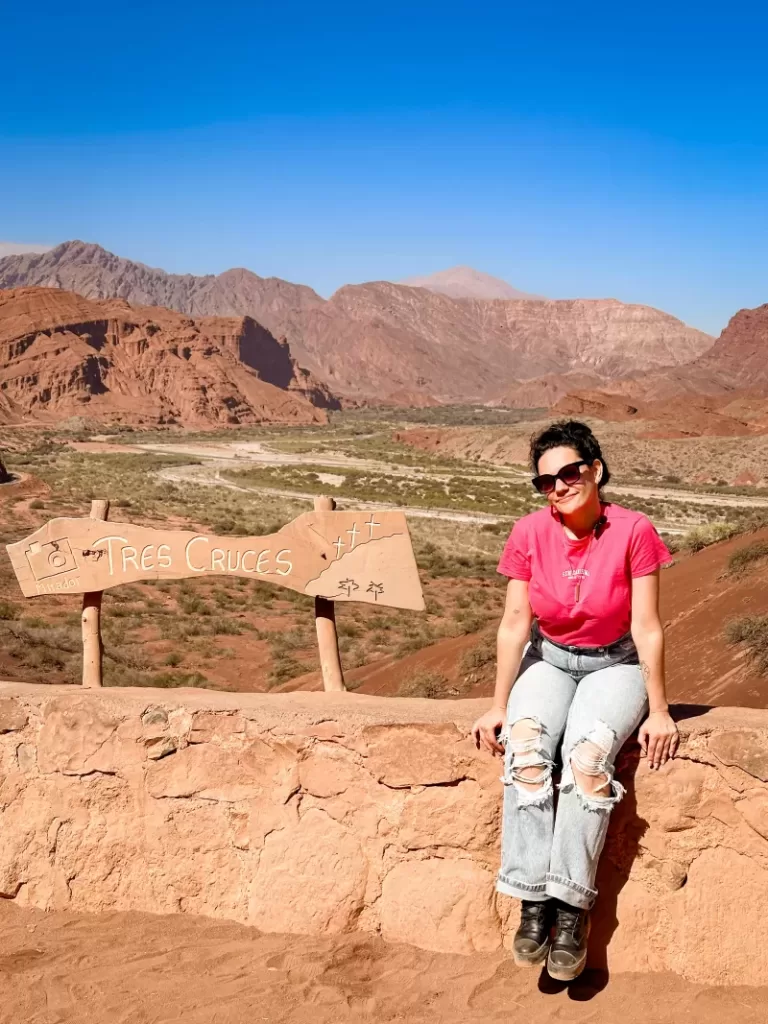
[561,532,598,604]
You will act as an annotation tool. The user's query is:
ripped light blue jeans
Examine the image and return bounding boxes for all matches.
[497,633,648,910]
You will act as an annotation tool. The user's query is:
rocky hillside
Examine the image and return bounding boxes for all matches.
[694,303,768,389]
[546,302,768,435]
[0,287,337,427]
[0,242,714,405]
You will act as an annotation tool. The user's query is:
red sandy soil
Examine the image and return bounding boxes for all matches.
[0,904,765,1024]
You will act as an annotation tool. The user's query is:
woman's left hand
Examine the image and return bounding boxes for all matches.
[638,711,680,769]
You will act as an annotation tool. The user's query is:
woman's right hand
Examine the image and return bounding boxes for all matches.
[471,706,506,756]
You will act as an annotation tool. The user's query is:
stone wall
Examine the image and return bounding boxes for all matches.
[0,683,765,986]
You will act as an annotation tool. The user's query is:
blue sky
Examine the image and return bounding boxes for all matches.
[2,1,768,334]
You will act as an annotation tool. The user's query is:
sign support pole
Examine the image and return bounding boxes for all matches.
[81,499,109,688]
[313,496,346,692]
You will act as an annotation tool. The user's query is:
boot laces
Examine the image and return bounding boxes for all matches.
[556,906,582,938]
[521,901,548,925]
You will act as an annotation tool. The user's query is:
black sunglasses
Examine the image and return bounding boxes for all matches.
[532,460,590,495]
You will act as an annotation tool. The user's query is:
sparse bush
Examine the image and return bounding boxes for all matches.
[268,656,309,686]
[401,669,450,699]
[728,541,768,576]
[150,671,210,689]
[0,601,19,620]
[209,617,244,636]
[684,522,741,553]
[724,615,768,673]
[164,651,184,667]
[459,632,496,674]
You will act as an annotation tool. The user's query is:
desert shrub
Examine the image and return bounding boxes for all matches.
[337,620,360,638]
[0,601,19,620]
[724,615,768,672]
[213,588,236,608]
[684,522,741,553]
[268,656,309,687]
[150,670,209,689]
[21,616,55,629]
[401,669,450,699]
[29,499,46,510]
[164,651,184,666]
[727,541,768,576]
[179,594,211,616]
[459,632,496,674]
[209,617,244,636]
[454,610,489,635]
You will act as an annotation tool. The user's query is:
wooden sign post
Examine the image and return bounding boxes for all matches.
[81,500,109,688]
[6,500,425,692]
[313,496,346,691]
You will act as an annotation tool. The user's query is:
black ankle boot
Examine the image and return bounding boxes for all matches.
[547,902,591,981]
[513,899,553,966]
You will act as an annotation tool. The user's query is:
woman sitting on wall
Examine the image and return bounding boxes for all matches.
[471,420,678,981]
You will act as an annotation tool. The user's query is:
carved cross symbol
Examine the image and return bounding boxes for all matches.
[365,515,381,538]
[339,578,359,598]
[346,523,360,550]
[333,537,345,558]
[367,581,385,601]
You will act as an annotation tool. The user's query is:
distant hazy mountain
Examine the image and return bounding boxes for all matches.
[0,242,53,258]
[399,266,544,301]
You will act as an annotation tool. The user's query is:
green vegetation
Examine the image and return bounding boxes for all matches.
[330,406,547,428]
[459,632,496,678]
[401,669,452,699]
[727,540,768,575]
[724,615,768,673]
[668,522,742,554]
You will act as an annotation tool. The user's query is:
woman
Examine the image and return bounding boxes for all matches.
[471,420,678,982]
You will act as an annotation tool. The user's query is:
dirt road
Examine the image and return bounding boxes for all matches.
[157,463,512,526]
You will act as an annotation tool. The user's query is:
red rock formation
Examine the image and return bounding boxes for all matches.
[551,303,768,435]
[0,243,714,405]
[0,287,337,427]
[697,303,768,389]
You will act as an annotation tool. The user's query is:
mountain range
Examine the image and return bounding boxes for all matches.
[0,242,714,411]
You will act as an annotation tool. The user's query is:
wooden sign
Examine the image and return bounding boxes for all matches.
[6,509,425,612]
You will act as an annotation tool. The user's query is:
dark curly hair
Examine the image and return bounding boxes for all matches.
[530,420,611,489]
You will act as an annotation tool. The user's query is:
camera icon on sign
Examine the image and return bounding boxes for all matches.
[25,539,78,581]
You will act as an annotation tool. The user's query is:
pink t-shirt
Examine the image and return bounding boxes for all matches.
[497,502,671,647]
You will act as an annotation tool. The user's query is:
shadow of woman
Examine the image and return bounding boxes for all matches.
[536,741,648,1000]
[534,703,712,999]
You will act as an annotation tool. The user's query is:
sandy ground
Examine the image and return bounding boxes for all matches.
[0,905,764,1024]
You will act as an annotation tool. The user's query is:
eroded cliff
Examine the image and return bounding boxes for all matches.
[0,287,337,427]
